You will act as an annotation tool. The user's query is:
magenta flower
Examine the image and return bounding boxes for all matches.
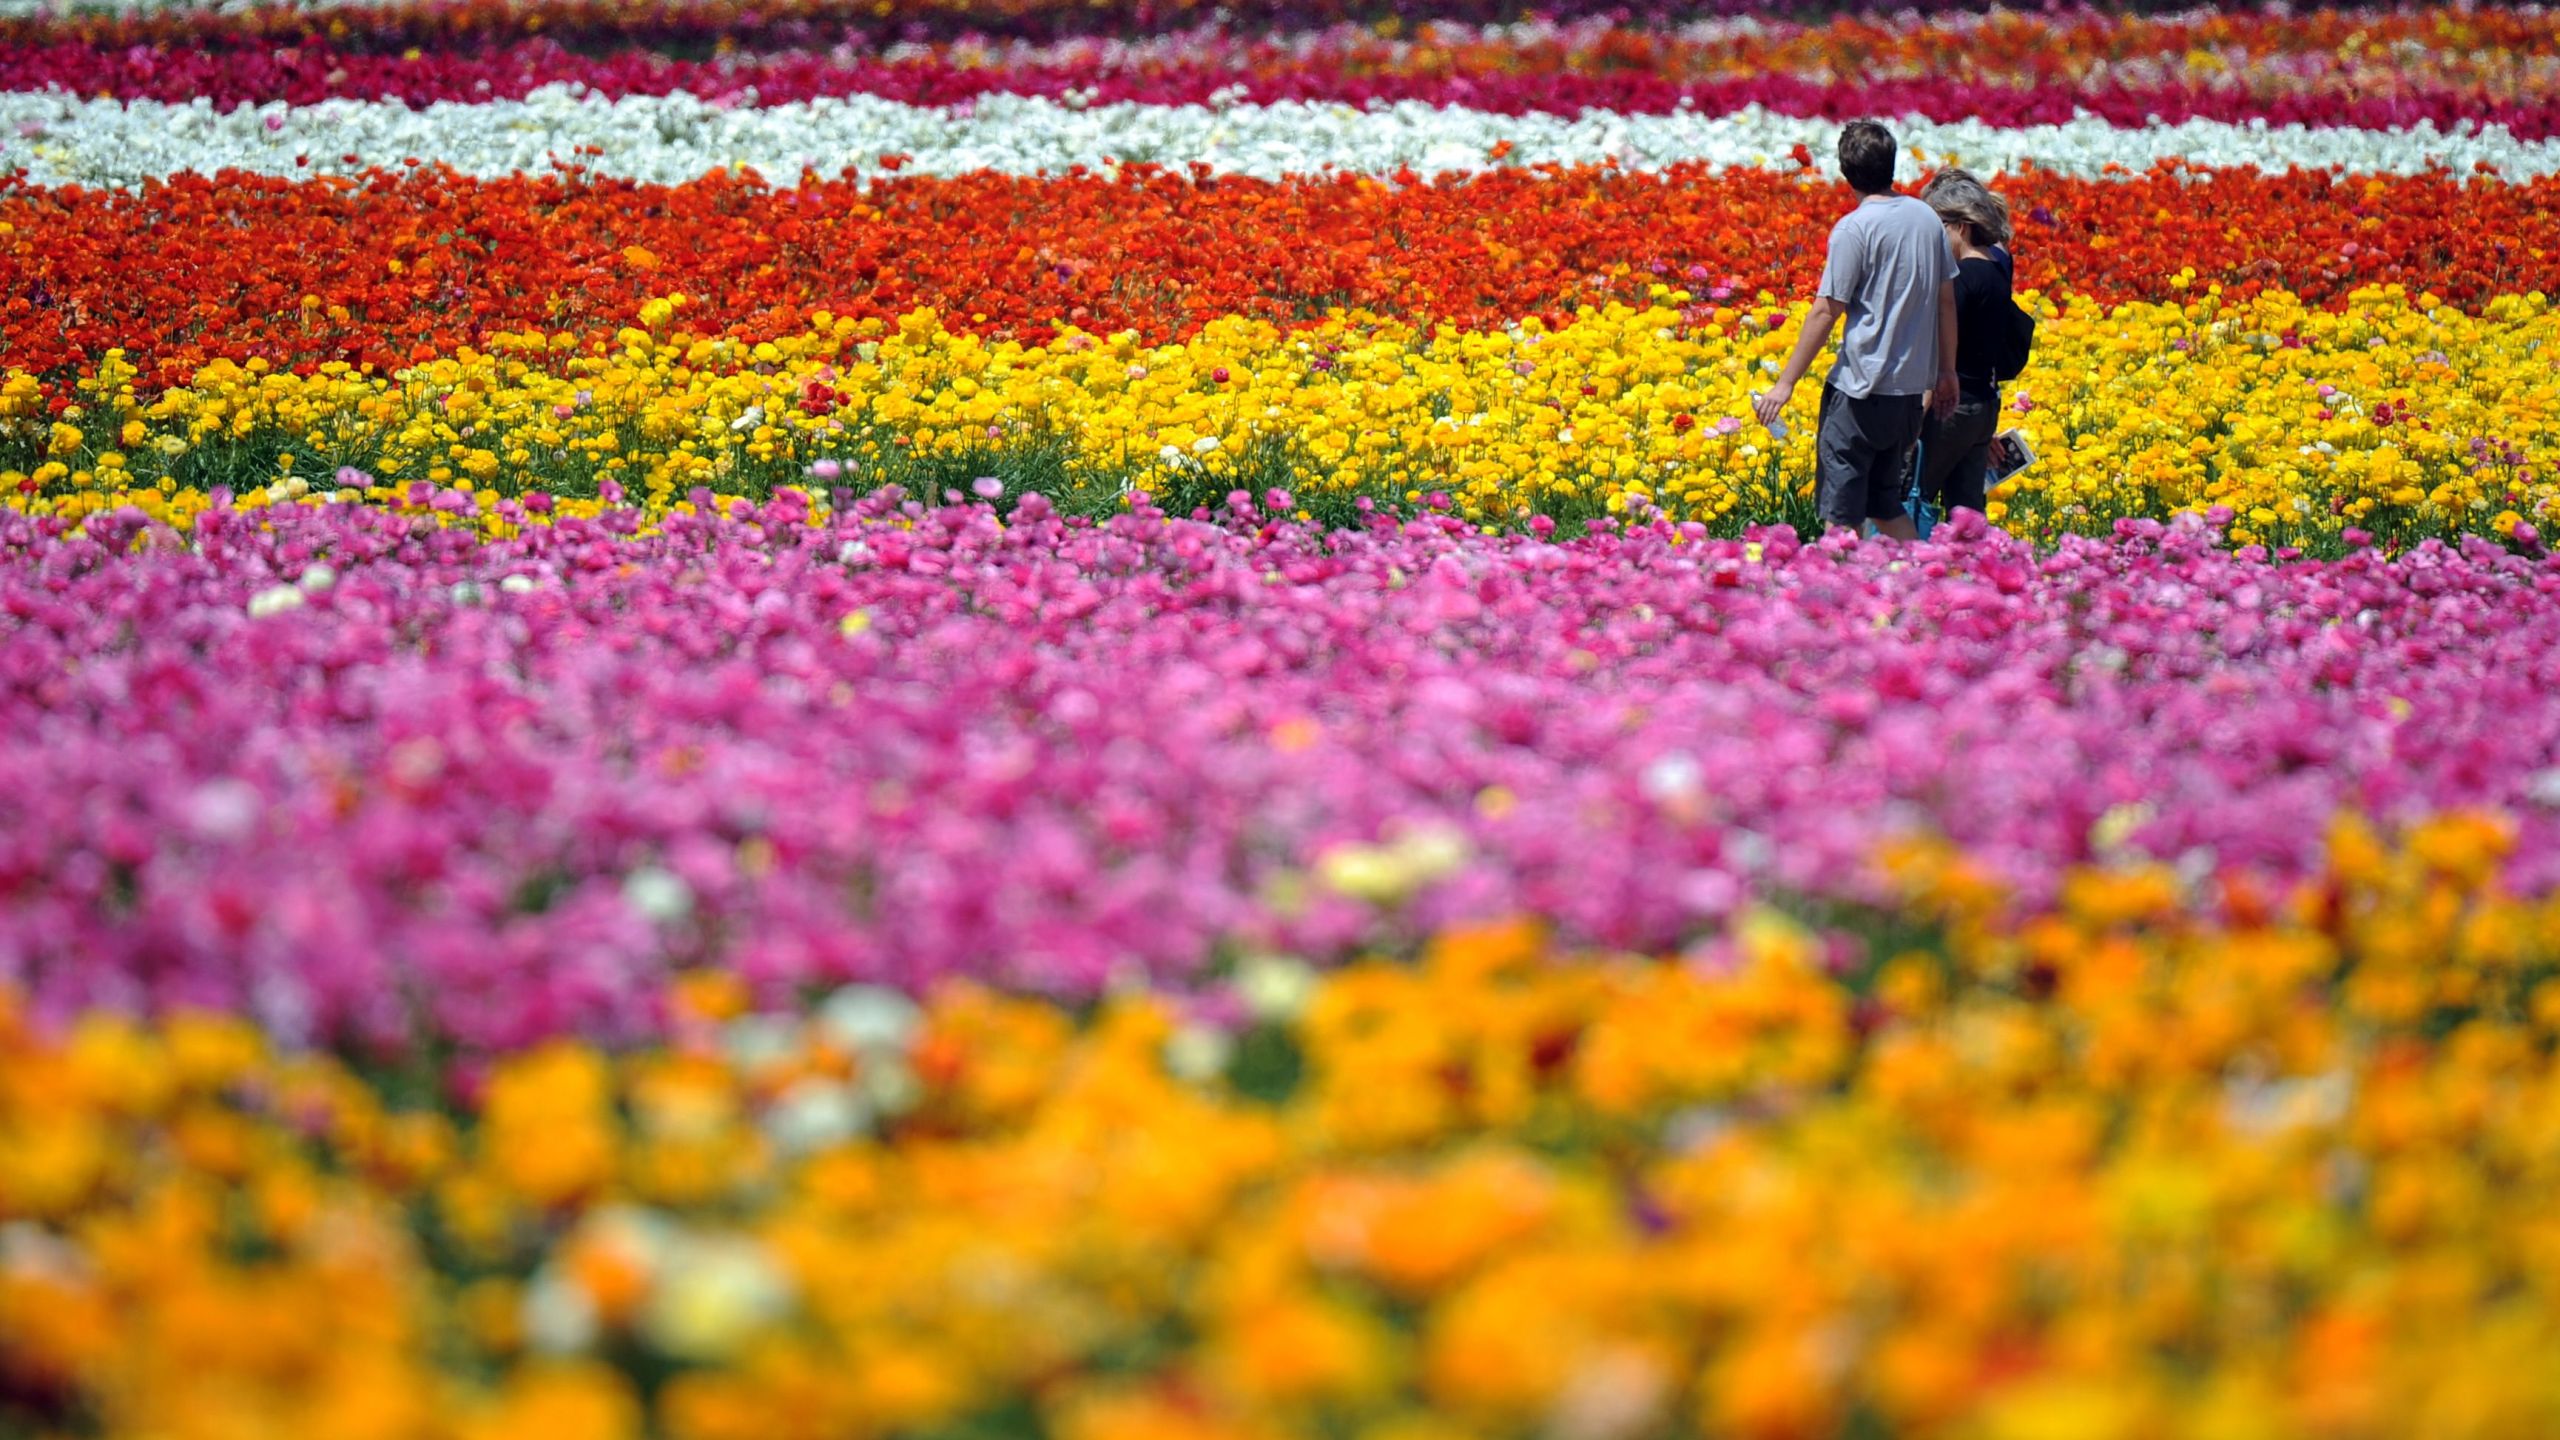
[7,497,2560,1064]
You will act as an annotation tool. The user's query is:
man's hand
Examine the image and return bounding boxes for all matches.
[1928,373,1959,418]
[1760,294,1840,431]
[1752,380,1796,429]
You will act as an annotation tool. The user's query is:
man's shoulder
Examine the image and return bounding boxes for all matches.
[1836,194,1931,233]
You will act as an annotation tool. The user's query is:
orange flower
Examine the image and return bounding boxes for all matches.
[479,1042,618,1207]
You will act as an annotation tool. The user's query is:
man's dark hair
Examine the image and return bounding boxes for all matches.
[1837,120,1898,195]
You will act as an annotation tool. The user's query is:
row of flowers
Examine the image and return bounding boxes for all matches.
[30,6,2555,83]
[5,494,2559,1057]
[7,164,2557,388]
[7,826,2560,1440]
[0,0,2473,46]
[8,87,2556,192]
[7,12,2553,134]
[10,287,2555,547]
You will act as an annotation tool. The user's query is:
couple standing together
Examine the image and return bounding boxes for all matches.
[1749,119,2024,541]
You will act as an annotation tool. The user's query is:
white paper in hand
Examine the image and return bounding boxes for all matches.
[1987,429,2037,482]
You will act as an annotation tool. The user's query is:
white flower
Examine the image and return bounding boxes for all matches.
[6,88,2552,190]
[183,778,262,842]
[1234,954,1317,1022]
[498,574,537,594]
[638,1235,792,1362]
[860,1054,923,1117]
[0,1223,87,1286]
[720,1016,800,1076]
[1314,821,1470,904]
[522,1270,601,1354]
[297,562,337,592]
[1548,1349,1673,1440]
[2175,846,2218,892]
[622,866,693,924]
[1723,829,1775,871]
[1638,752,1704,804]
[2222,1069,2353,1138]
[2528,768,2560,809]
[765,1078,871,1153]
[819,984,921,1055]
[1162,1024,1235,1083]
[246,583,305,618]
[1663,1104,1734,1153]
[2089,801,2156,855]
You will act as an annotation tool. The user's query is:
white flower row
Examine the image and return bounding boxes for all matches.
[4,87,2553,189]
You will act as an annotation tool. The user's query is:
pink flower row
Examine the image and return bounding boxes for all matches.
[7,38,2552,138]
[6,494,2558,1058]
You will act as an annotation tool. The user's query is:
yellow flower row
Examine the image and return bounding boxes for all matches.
[5,285,2558,548]
[8,814,2560,1440]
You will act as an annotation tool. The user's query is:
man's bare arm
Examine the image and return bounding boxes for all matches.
[1751,296,1846,427]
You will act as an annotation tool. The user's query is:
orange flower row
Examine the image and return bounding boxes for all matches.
[5,163,2554,388]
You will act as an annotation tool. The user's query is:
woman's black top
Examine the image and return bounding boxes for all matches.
[1952,249,2014,401]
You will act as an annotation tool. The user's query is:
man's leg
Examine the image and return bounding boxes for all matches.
[1813,383,1873,542]
[1860,394,1923,543]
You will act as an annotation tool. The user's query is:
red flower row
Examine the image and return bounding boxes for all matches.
[5,162,2553,385]
[9,37,2550,137]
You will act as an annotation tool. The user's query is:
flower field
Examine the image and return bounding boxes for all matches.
[9,2,2560,1438]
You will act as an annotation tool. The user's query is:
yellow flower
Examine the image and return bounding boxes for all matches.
[14,286,2558,546]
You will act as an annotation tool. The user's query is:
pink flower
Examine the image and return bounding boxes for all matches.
[13,497,2560,1064]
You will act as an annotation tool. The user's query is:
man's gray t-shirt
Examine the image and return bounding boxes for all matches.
[1818,194,1959,398]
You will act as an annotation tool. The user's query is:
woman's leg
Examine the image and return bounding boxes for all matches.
[1936,393,1999,514]
[1915,407,1972,510]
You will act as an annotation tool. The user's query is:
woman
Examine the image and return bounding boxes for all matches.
[1910,168,2014,518]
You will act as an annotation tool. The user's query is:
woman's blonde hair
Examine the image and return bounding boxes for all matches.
[1921,167,2012,249]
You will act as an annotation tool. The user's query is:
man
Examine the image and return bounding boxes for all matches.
[1751,120,1959,543]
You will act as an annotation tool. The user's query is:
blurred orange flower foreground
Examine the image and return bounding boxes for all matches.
[9,815,2560,1440]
